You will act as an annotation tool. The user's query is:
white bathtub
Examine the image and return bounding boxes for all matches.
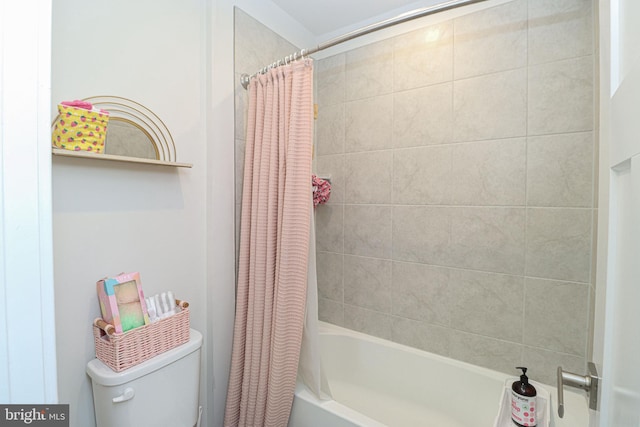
[289,322,589,427]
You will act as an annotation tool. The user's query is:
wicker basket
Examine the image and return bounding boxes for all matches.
[93,300,190,372]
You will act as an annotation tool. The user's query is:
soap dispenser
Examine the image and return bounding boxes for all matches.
[511,367,537,427]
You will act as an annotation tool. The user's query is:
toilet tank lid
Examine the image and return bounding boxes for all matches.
[87,328,202,386]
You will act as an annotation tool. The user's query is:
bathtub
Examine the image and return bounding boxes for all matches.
[289,322,589,427]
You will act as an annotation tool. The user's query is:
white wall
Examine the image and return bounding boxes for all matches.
[48,0,311,425]
[52,1,210,426]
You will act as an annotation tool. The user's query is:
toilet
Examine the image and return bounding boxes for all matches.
[86,328,203,427]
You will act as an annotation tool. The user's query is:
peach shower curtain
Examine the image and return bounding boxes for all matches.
[224,59,314,427]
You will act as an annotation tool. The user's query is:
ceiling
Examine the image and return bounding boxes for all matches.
[270,0,445,39]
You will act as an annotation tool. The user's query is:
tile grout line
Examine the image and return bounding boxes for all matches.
[522,0,530,364]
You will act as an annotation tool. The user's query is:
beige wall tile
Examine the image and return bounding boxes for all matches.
[393,145,452,205]
[234,10,270,75]
[344,255,392,312]
[451,138,526,206]
[526,208,592,282]
[317,251,343,302]
[449,269,524,342]
[234,9,297,76]
[235,138,245,203]
[344,305,393,340]
[528,0,593,65]
[454,0,527,79]
[391,317,450,356]
[319,297,344,326]
[449,331,523,374]
[234,74,247,138]
[315,204,343,253]
[392,206,451,265]
[345,39,394,101]
[344,205,392,258]
[317,103,345,155]
[527,132,594,207]
[235,203,242,266]
[449,207,526,275]
[345,151,393,203]
[528,56,594,135]
[392,261,450,325]
[393,83,453,148]
[316,54,345,107]
[454,68,527,142]
[524,278,589,356]
[345,95,393,153]
[393,21,453,91]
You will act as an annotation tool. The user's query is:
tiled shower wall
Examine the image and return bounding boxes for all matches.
[314,0,595,385]
[234,1,596,386]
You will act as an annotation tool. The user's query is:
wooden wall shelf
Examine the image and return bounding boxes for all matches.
[52,148,192,168]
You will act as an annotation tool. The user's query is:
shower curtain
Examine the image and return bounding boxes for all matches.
[224,59,314,427]
[298,196,332,400]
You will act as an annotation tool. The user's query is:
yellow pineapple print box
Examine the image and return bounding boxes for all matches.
[52,101,109,153]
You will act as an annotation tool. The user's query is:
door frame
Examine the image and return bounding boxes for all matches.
[592,0,640,424]
[0,0,58,403]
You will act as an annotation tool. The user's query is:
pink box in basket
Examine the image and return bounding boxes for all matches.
[97,272,150,334]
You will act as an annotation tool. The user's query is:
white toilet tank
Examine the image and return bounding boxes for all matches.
[87,328,202,427]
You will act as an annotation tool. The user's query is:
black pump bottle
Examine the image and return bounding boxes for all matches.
[511,367,537,427]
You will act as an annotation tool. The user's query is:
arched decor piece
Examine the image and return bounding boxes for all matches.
[83,96,176,162]
[52,96,177,162]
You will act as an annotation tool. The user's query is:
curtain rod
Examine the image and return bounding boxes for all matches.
[240,0,489,89]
